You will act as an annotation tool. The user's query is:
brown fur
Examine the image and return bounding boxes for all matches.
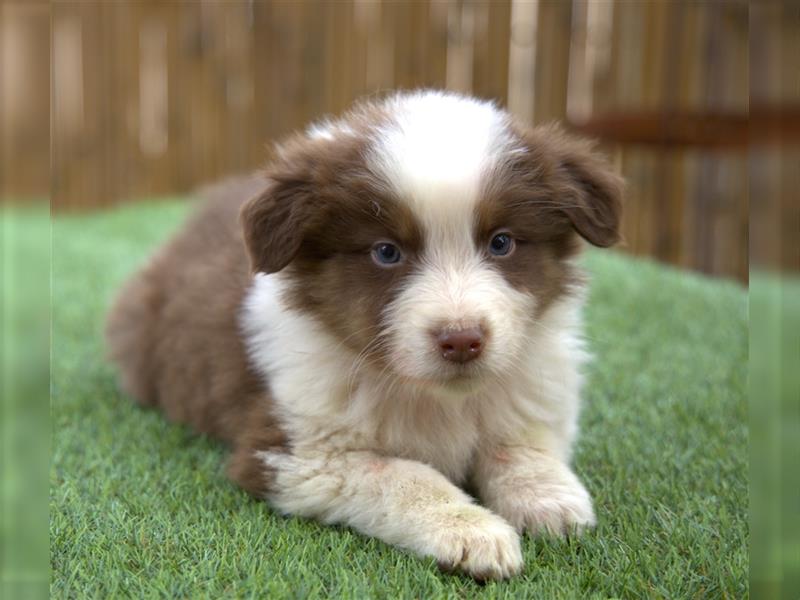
[241,131,424,367]
[105,176,288,492]
[477,123,623,313]
[510,121,623,248]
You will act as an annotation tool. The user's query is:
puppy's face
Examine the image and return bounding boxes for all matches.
[242,93,622,394]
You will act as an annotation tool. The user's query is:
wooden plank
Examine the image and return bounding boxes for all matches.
[472,0,512,104]
[426,0,449,88]
[412,0,433,88]
[565,0,588,122]
[50,3,76,209]
[710,1,748,280]
[776,4,800,273]
[532,0,571,122]
[589,0,617,117]
[296,1,326,130]
[643,0,673,269]
[389,0,417,90]
[350,0,370,99]
[256,1,297,144]
[1,2,50,200]
[160,3,187,193]
[507,0,537,124]
[54,2,108,209]
[220,2,257,174]
[361,0,395,93]
[640,0,667,111]
[324,0,354,115]
[445,0,474,94]
[105,2,140,207]
[469,1,490,99]
[613,1,643,112]
[249,0,275,164]
[618,149,643,259]
[479,0,511,105]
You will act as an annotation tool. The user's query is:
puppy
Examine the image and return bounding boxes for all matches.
[106,90,622,581]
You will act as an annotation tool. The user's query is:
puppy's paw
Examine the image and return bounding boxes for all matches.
[493,471,596,536]
[433,507,523,581]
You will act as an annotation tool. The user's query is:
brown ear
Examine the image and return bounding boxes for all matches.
[240,177,317,274]
[522,125,623,247]
[556,135,623,247]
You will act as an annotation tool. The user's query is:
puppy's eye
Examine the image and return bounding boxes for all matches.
[372,242,403,266]
[489,233,514,256]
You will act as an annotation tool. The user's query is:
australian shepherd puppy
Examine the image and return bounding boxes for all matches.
[106,90,622,581]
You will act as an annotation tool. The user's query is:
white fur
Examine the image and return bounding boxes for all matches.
[369,92,514,201]
[307,119,356,141]
[240,92,595,580]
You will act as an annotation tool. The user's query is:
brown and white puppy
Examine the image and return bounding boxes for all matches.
[106,91,622,581]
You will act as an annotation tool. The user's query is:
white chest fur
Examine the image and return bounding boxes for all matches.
[348,379,482,483]
[241,273,586,485]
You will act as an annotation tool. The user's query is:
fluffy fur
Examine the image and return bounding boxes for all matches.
[106,90,622,581]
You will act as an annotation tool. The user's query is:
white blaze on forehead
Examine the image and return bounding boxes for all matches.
[367,92,514,242]
[307,119,356,141]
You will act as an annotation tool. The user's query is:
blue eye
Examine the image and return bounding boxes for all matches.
[489,233,514,256]
[372,242,402,266]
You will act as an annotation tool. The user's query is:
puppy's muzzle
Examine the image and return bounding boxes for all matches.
[435,326,484,363]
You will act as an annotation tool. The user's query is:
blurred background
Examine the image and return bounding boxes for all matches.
[6,0,794,283]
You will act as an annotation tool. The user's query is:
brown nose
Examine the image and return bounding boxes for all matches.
[436,327,484,363]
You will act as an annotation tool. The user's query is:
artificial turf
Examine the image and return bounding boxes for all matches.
[51,200,748,599]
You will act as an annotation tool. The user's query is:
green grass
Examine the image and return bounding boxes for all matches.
[51,201,748,599]
[3,204,50,599]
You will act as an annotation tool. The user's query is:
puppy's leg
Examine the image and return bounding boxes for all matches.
[473,445,595,536]
[237,449,523,580]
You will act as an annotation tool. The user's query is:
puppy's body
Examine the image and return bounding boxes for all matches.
[107,91,622,580]
[106,178,274,442]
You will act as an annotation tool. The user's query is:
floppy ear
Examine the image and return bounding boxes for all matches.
[556,134,623,247]
[524,125,624,247]
[240,177,317,274]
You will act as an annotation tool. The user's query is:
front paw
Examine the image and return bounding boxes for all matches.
[491,471,596,536]
[432,507,523,581]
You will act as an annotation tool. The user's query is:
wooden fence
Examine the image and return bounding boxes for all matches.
[4,0,794,281]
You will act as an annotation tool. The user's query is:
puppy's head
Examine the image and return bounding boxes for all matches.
[242,92,622,394]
